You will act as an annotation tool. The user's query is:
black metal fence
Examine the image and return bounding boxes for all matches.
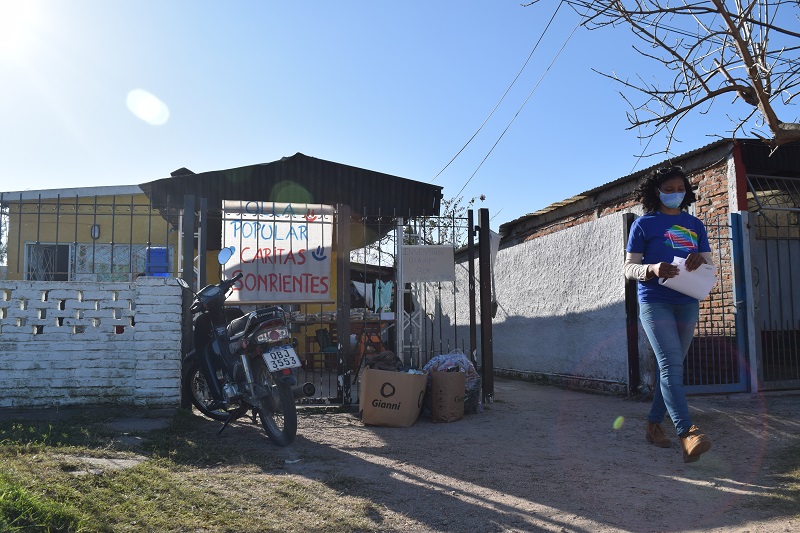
[0,192,178,282]
[684,213,747,393]
[750,205,800,389]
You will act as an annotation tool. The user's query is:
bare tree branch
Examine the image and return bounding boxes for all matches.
[525,0,800,150]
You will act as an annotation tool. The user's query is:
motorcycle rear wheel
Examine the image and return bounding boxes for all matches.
[182,355,237,422]
[253,360,297,446]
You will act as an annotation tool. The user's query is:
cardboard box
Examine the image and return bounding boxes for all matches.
[431,370,466,423]
[360,368,427,427]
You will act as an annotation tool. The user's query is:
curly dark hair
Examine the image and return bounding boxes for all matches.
[633,166,698,213]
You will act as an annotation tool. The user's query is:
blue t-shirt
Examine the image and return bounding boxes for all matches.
[626,211,711,304]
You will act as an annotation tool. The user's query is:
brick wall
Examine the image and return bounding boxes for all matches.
[691,161,737,333]
[0,277,183,408]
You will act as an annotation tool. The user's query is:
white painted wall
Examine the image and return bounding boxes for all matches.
[492,213,629,382]
[0,277,183,408]
[423,211,638,390]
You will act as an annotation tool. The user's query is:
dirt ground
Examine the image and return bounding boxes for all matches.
[10,377,800,532]
[280,378,800,532]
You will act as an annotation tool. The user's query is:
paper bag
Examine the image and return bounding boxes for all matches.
[431,370,466,423]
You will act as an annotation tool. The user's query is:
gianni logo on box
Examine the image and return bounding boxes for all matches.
[373,382,401,410]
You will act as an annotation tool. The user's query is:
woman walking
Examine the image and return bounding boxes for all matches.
[624,166,713,463]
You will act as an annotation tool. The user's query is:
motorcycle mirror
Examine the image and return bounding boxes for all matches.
[218,246,235,265]
[175,278,190,290]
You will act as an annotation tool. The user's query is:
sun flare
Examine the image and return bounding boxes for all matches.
[126,89,171,126]
[0,0,43,62]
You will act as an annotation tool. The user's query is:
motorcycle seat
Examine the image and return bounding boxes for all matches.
[227,306,285,340]
[228,314,250,339]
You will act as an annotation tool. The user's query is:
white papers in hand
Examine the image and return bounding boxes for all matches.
[658,256,717,300]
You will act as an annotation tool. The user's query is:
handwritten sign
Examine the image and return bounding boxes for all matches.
[401,245,455,282]
[221,200,334,303]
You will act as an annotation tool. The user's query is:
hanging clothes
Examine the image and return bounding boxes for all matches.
[351,281,373,309]
[374,280,394,312]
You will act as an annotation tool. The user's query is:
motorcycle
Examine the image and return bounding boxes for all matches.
[177,248,312,446]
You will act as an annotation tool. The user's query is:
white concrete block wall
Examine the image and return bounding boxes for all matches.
[0,277,183,408]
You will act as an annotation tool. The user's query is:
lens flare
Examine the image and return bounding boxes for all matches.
[126,89,170,126]
[613,416,625,430]
[0,1,43,63]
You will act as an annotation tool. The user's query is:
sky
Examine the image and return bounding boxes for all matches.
[1,1,796,230]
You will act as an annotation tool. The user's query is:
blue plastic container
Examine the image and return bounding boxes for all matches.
[145,247,170,277]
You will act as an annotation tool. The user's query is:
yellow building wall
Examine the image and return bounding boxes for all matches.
[3,193,177,280]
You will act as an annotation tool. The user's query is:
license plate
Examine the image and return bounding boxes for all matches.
[262,345,301,372]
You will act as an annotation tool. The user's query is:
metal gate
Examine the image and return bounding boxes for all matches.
[684,213,748,393]
[747,174,800,390]
[288,207,488,405]
[185,202,490,406]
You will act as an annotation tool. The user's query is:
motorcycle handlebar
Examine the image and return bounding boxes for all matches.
[192,273,243,313]
[220,272,243,288]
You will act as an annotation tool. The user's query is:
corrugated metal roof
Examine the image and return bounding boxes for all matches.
[1,185,143,200]
[739,140,800,175]
[139,152,443,217]
[139,153,443,250]
[499,138,800,236]
[499,139,732,235]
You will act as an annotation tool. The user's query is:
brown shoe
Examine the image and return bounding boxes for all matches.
[680,425,712,463]
[645,421,672,448]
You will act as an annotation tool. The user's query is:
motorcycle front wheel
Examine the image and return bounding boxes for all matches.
[182,354,237,422]
[253,360,297,446]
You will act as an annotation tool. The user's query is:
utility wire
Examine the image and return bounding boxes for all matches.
[431,0,565,182]
[454,15,583,199]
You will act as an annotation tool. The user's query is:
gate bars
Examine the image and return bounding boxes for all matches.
[684,213,748,393]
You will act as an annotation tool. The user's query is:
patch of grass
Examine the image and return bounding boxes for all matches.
[0,409,394,532]
[138,409,291,470]
[2,457,387,532]
[324,473,367,493]
[0,471,83,532]
[0,412,121,454]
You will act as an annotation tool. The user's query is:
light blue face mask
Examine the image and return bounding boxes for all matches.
[659,190,685,209]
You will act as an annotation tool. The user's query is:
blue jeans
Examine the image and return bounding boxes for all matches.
[639,301,699,436]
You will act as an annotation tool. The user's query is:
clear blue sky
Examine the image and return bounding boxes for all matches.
[0,1,788,229]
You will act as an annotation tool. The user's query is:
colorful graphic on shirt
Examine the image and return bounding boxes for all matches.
[663,225,698,252]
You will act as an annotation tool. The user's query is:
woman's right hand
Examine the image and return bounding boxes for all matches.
[649,262,680,279]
